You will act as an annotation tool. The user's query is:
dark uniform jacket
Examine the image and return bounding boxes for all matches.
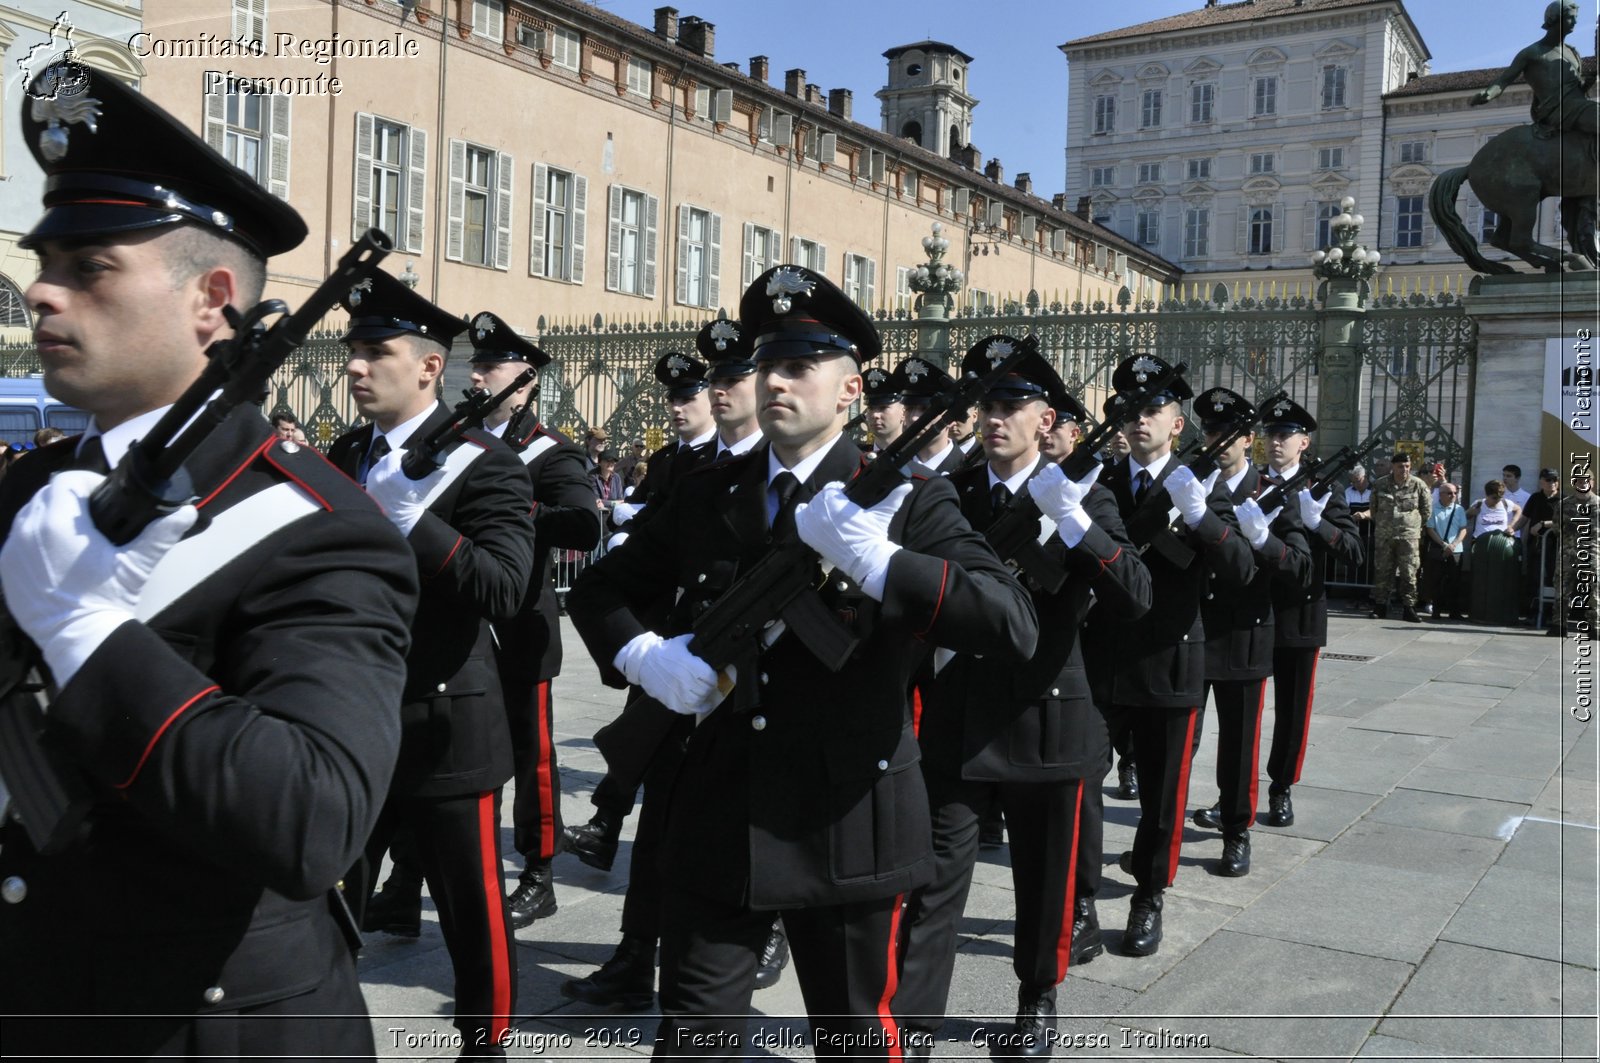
[910,443,966,479]
[918,457,1151,782]
[1084,454,1256,707]
[567,434,1038,910]
[1203,466,1314,681]
[497,420,601,682]
[633,436,715,508]
[0,408,418,1037]
[329,401,535,797]
[1265,467,1363,648]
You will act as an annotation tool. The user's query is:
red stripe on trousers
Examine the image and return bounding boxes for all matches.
[477,792,512,1045]
[1167,708,1198,887]
[1291,651,1319,784]
[878,893,906,1061]
[534,681,557,859]
[1053,780,1085,982]
[911,688,923,738]
[1247,678,1268,828]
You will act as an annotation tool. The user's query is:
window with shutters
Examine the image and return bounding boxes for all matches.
[1140,89,1162,129]
[1395,195,1424,247]
[741,224,781,286]
[1321,65,1347,109]
[1093,95,1115,135]
[1316,201,1341,249]
[894,267,912,312]
[529,164,586,283]
[1186,158,1211,181]
[1248,208,1274,255]
[232,0,266,45]
[693,84,711,122]
[1190,83,1214,123]
[1252,76,1277,116]
[353,113,426,251]
[1090,166,1115,187]
[221,92,263,182]
[471,0,503,42]
[1250,153,1275,175]
[791,237,826,273]
[626,57,652,98]
[1136,209,1160,246]
[842,253,876,311]
[205,88,290,199]
[607,185,657,296]
[675,204,721,309]
[1137,163,1161,184]
[516,20,539,48]
[447,141,512,270]
[1398,140,1428,164]
[1183,207,1209,258]
[1317,147,1344,170]
[548,23,581,71]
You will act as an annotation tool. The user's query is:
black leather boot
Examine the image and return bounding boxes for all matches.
[1122,891,1164,957]
[1266,790,1295,827]
[362,867,422,938]
[562,809,621,872]
[560,934,655,1010]
[753,917,789,989]
[1192,803,1222,830]
[1012,984,1057,1058]
[507,859,556,929]
[1115,762,1139,800]
[1069,896,1103,966]
[1217,832,1251,877]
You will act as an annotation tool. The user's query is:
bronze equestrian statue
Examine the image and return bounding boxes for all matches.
[1430,0,1598,273]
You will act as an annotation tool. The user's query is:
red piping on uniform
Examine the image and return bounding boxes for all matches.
[877,892,906,1061]
[1054,779,1084,980]
[477,791,513,1045]
[1098,546,1123,570]
[262,448,336,511]
[1247,678,1268,828]
[432,534,464,578]
[198,436,274,508]
[911,688,923,737]
[115,685,220,790]
[1167,708,1198,887]
[535,681,557,859]
[1290,651,1319,784]
[916,561,950,638]
[68,197,147,207]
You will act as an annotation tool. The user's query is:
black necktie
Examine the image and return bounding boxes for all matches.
[991,483,1013,513]
[1134,469,1152,505]
[73,436,109,475]
[770,471,803,542]
[360,435,391,485]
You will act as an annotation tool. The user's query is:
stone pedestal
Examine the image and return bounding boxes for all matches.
[1316,279,1366,458]
[915,300,953,369]
[1464,271,1600,492]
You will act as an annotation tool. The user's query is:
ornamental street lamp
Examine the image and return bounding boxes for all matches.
[1310,196,1382,283]
[908,222,965,312]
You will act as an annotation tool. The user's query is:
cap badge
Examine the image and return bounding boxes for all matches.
[710,320,739,351]
[31,89,101,164]
[767,267,815,314]
[1274,402,1291,417]
[905,360,928,382]
[987,339,1015,367]
[867,368,887,387]
[1214,392,1236,407]
[347,277,373,308]
[473,313,497,340]
[666,353,692,378]
[1130,354,1162,383]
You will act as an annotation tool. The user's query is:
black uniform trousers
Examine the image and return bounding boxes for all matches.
[656,887,905,1060]
[365,790,516,1045]
[1106,704,1199,890]
[1267,647,1319,794]
[1202,679,1269,834]
[897,773,1083,1031]
[508,678,562,859]
[619,714,694,940]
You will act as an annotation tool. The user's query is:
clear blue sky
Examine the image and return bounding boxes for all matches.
[599,0,1595,198]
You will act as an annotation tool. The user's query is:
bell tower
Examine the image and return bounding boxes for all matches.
[876,41,977,161]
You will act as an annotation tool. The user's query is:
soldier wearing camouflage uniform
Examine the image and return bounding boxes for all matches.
[1370,452,1433,622]
[1554,468,1599,637]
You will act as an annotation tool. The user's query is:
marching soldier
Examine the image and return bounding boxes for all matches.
[0,67,418,1057]
[1370,452,1431,622]
[1083,355,1254,957]
[896,356,964,477]
[463,313,602,928]
[1188,390,1314,875]
[895,339,1150,1059]
[329,274,536,1056]
[566,266,1038,1058]
[607,350,715,536]
[863,361,908,453]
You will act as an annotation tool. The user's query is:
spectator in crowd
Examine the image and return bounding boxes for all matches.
[1427,462,1448,510]
[584,426,609,470]
[1423,482,1470,619]
[1345,464,1373,512]
[1467,479,1523,624]
[617,437,647,484]
[32,427,65,449]
[592,449,624,506]
[1503,464,1532,520]
[1519,468,1561,622]
[624,459,648,499]
[1371,452,1432,621]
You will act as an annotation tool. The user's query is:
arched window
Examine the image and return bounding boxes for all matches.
[949,125,962,151]
[0,273,30,329]
[901,120,922,146]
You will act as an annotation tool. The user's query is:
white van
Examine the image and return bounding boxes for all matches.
[0,375,89,446]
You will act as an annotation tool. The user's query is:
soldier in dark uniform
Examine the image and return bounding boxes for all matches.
[896,356,964,478]
[1084,355,1254,957]
[864,361,908,453]
[1188,389,1314,877]
[328,275,536,1056]
[1258,400,1362,828]
[895,340,1150,1059]
[462,313,601,928]
[566,266,1038,1059]
[0,66,418,1058]
[610,351,716,535]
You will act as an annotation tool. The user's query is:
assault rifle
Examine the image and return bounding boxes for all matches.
[1255,434,1379,514]
[0,229,394,855]
[983,361,1191,593]
[689,338,1034,694]
[401,366,538,479]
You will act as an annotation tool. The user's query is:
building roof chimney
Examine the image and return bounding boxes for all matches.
[678,16,714,59]
[828,87,853,120]
[784,68,806,97]
[1074,195,1091,219]
[749,55,769,83]
[653,6,678,40]
[1015,172,1033,195]
[984,158,1004,184]
[806,83,825,105]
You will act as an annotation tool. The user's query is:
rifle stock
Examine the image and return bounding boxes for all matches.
[401,365,537,479]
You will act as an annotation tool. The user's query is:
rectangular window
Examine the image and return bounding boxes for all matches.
[530,164,587,283]
[1399,140,1428,164]
[1186,158,1211,181]
[1317,147,1345,170]
[1093,94,1116,135]
[1396,195,1424,247]
[791,236,827,273]
[675,204,722,308]
[1481,207,1500,242]
[894,266,913,313]
[742,223,781,286]
[843,253,877,310]
[1316,201,1341,249]
[353,113,427,251]
[232,0,266,45]
[447,141,512,269]
[1321,65,1347,109]
[1253,76,1277,116]
[1190,83,1214,123]
[206,87,291,200]
[626,56,652,98]
[1137,163,1161,184]
[462,147,492,265]
[548,23,581,71]
[1140,89,1162,128]
[471,0,503,42]
[1090,166,1115,187]
[1249,152,1275,174]
[1136,209,1160,246]
[1183,207,1209,258]
[516,20,539,48]
[607,186,658,296]
[693,84,711,122]
[222,92,262,182]
[968,289,993,313]
[372,120,403,242]
[1249,207,1274,255]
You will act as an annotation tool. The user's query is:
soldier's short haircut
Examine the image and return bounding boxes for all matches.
[1390,451,1411,464]
[160,223,267,308]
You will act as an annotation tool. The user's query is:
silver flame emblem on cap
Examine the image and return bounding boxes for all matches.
[1274,402,1292,417]
[867,369,887,387]
[1130,354,1162,383]
[709,320,739,351]
[905,360,928,382]
[666,353,693,378]
[348,277,373,307]
[32,89,101,164]
[1214,392,1237,407]
[767,267,815,315]
[473,313,497,340]
[987,339,1015,367]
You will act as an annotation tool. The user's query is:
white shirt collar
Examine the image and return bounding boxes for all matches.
[681,426,716,451]
[768,432,844,487]
[379,403,438,452]
[1128,450,1171,484]
[80,404,173,470]
[917,438,954,469]
[958,436,978,454]
[986,459,1037,496]
[1272,462,1300,482]
[486,420,508,439]
[1226,465,1251,494]
[718,429,763,459]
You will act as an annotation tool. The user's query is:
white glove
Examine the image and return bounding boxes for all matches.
[1234,497,1282,549]
[613,631,722,715]
[1165,466,1220,527]
[0,470,197,686]
[365,450,446,536]
[793,482,911,601]
[605,531,630,551]
[1297,489,1329,531]
[610,501,644,525]
[1026,462,1101,548]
